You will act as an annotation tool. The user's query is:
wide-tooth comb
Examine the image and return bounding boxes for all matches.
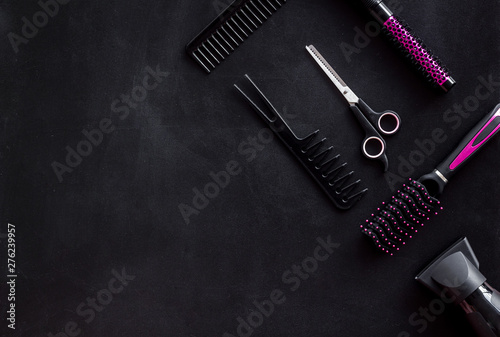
[234,74,368,210]
[361,104,500,255]
[186,0,287,73]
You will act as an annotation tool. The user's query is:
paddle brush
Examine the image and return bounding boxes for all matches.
[361,103,500,255]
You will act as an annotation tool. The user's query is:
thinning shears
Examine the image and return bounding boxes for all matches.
[306,45,401,171]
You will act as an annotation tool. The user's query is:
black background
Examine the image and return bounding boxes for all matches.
[1,0,499,336]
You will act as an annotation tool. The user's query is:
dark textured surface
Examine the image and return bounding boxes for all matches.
[1,0,499,336]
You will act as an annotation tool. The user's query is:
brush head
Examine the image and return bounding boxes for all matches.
[360,178,443,255]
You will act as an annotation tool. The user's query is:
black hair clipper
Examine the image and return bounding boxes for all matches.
[416,237,500,336]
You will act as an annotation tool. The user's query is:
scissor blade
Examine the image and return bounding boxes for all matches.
[306,45,359,105]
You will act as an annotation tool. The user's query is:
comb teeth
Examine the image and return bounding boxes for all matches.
[186,0,287,73]
[360,178,443,255]
[297,132,368,205]
[234,75,367,210]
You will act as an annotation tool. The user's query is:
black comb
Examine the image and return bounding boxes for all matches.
[186,0,287,73]
[234,74,368,210]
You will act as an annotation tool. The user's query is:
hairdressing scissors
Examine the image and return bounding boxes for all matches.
[306,45,401,171]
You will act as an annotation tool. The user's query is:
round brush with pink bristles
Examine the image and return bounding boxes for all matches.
[359,0,456,92]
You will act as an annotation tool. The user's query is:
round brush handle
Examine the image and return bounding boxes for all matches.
[360,0,383,8]
[436,103,500,181]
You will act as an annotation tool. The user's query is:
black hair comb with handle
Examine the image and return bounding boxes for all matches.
[234,74,368,210]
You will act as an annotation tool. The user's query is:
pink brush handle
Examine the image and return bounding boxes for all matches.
[436,104,500,178]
